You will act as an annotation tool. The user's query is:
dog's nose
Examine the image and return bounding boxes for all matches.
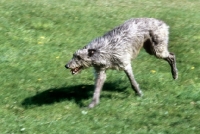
[65,64,69,69]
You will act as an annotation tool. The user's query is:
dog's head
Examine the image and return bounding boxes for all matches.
[65,49,96,75]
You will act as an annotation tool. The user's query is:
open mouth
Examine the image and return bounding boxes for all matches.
[70,66,82,75]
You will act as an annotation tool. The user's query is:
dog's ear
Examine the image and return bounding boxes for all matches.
[88,49,96,57]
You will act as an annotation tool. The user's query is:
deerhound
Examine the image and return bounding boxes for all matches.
[65,18,178,108]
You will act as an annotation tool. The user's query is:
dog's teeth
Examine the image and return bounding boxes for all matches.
[70,67,81,75]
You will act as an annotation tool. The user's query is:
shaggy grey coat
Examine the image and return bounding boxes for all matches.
[65,18,178,108]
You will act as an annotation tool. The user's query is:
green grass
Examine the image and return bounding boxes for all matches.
[0,0,200,133]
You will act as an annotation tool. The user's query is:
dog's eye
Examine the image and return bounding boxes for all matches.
[88,49,96,57]
[76,55,81,60]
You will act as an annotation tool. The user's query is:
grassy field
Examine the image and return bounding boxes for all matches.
[0,0,200,133]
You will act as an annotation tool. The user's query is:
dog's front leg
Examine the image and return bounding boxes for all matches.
[88,68,106,108]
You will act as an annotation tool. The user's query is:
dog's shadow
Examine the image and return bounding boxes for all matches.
[21,82,127,108]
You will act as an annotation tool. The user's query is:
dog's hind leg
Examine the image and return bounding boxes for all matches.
[156,50,178,80]
[164,52,178,79]
[124,64,143,96]
[148,31,178,80]
[88,68,106,108]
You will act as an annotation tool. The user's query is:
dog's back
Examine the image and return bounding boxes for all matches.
[84,18,169,70]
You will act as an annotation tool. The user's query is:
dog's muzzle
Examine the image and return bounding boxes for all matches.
[65,64,69,69]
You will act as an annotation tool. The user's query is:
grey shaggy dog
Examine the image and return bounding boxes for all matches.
[65,18,178,108]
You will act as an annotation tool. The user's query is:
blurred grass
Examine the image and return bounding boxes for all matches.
[0,0,200,133]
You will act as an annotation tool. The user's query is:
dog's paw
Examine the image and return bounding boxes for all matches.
[88,103,96,108]
[88,100,99,108]
[136,91,143,97]
[173,70,178,80]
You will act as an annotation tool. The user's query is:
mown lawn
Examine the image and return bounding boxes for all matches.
[0,0,200,133]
